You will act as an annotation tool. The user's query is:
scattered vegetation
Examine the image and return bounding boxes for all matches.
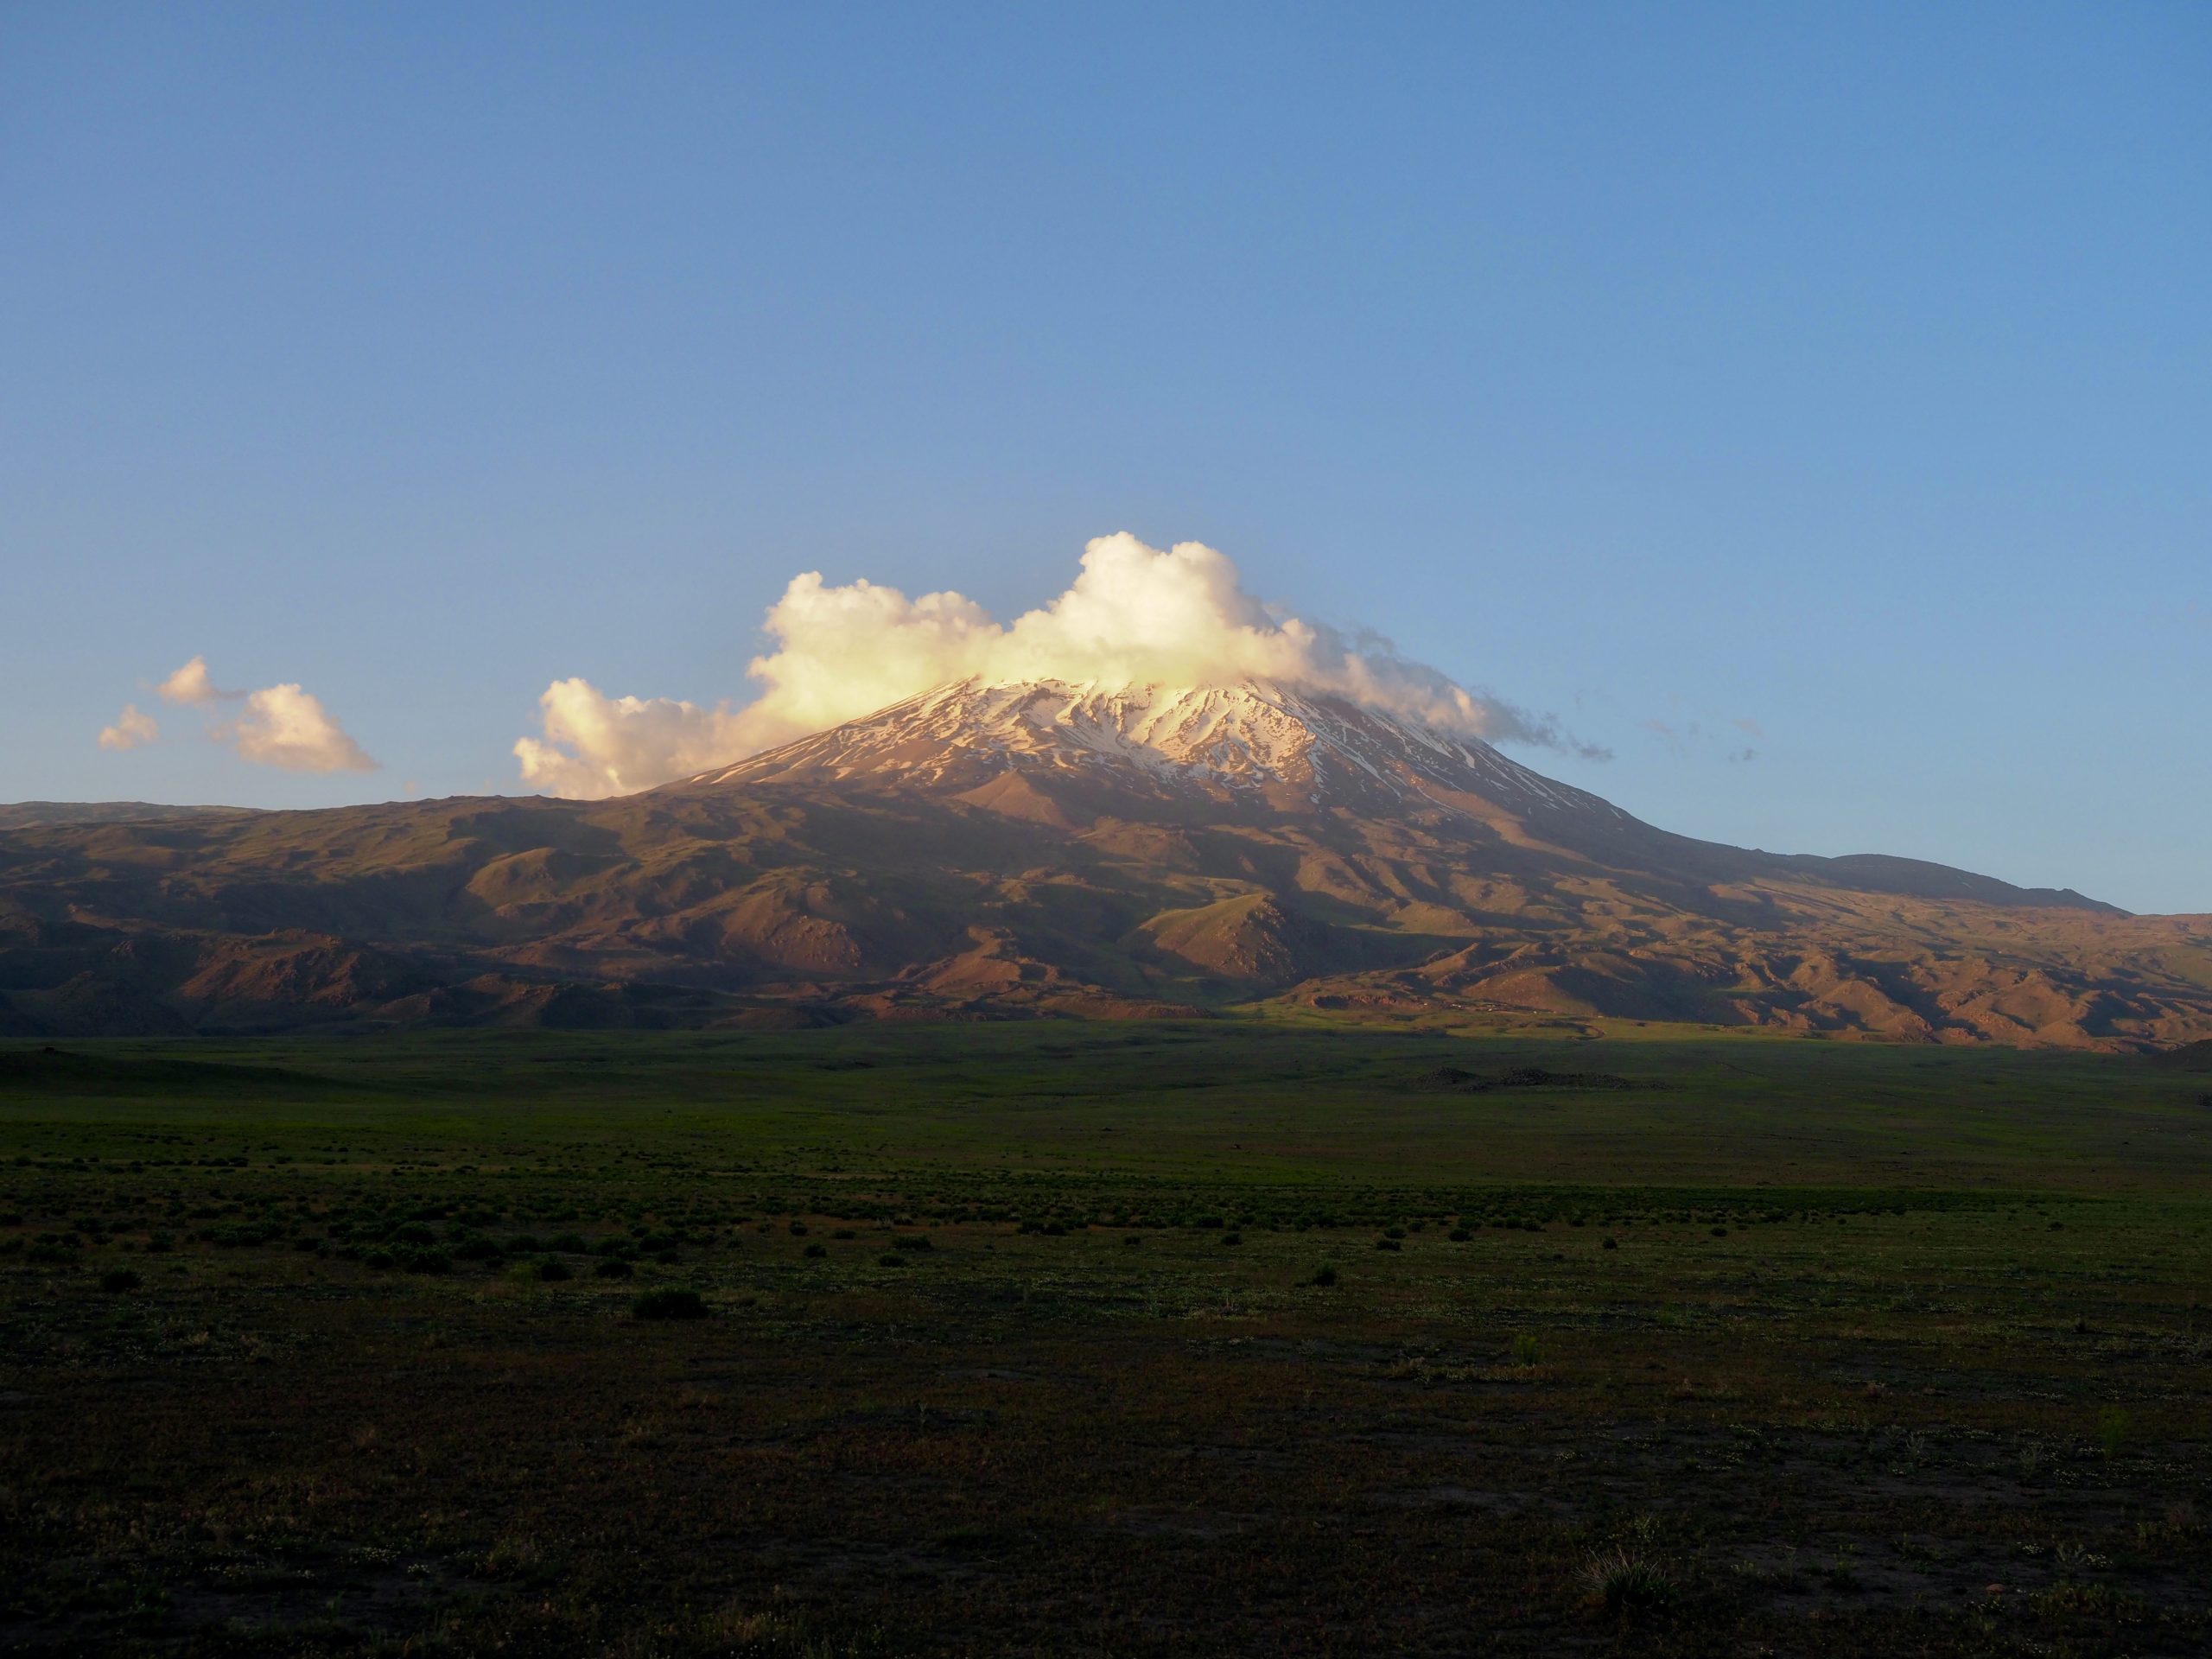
[2,1023,2209,1656]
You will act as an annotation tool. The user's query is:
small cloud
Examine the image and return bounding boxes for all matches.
[1643,717,1690,758]
[219,683,378,772]
[157,655,236,706]
[97,703,159,752]
[514,677,752,799]
[1648,710,1765,763]
[128,656,378,772]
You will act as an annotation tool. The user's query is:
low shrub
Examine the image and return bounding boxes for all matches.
[1586,1548,1675,1617]
[2098,1406,2133,1458]
[632,1287,708,1320]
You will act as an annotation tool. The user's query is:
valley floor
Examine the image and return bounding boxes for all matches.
[2,1024,2209,1656]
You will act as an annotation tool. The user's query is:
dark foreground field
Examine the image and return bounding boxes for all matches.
[3,1023,2210,1656]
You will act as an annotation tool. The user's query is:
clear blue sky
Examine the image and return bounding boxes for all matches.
[3,3,2206,912]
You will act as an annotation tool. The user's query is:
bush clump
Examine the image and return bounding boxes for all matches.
[1586,1548,1675,1618]
[632,1287,708,1320]
[2098,1406,2133,1458]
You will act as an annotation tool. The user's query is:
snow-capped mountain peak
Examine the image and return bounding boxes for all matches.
[685,677,1613,820]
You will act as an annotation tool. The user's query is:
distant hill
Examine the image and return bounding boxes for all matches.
[3,678,2208,1046]
[0,802,259,830]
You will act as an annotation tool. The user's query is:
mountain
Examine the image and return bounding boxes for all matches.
[0,801,258,831]
[3,677,2208,1046]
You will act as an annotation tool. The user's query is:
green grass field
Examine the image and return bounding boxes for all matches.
[3,1024,2210,1656]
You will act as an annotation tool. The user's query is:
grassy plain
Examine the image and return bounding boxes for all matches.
[3,1022,2210,1656]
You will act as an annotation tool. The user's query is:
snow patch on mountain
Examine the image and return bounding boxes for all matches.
[690,677,1624,821]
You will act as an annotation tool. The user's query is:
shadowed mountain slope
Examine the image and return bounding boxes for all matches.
[3,679,2207,1046]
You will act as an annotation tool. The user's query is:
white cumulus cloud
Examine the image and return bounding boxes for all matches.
[104,658,377,772]
[513,679,754,799]
[157,655,234,705]
[515,531,1603,798]
[98,703,160,751]
[219,683,378,773]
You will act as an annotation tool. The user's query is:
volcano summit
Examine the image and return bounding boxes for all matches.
[696,678,1609,817]
[3,675,2209,1047]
